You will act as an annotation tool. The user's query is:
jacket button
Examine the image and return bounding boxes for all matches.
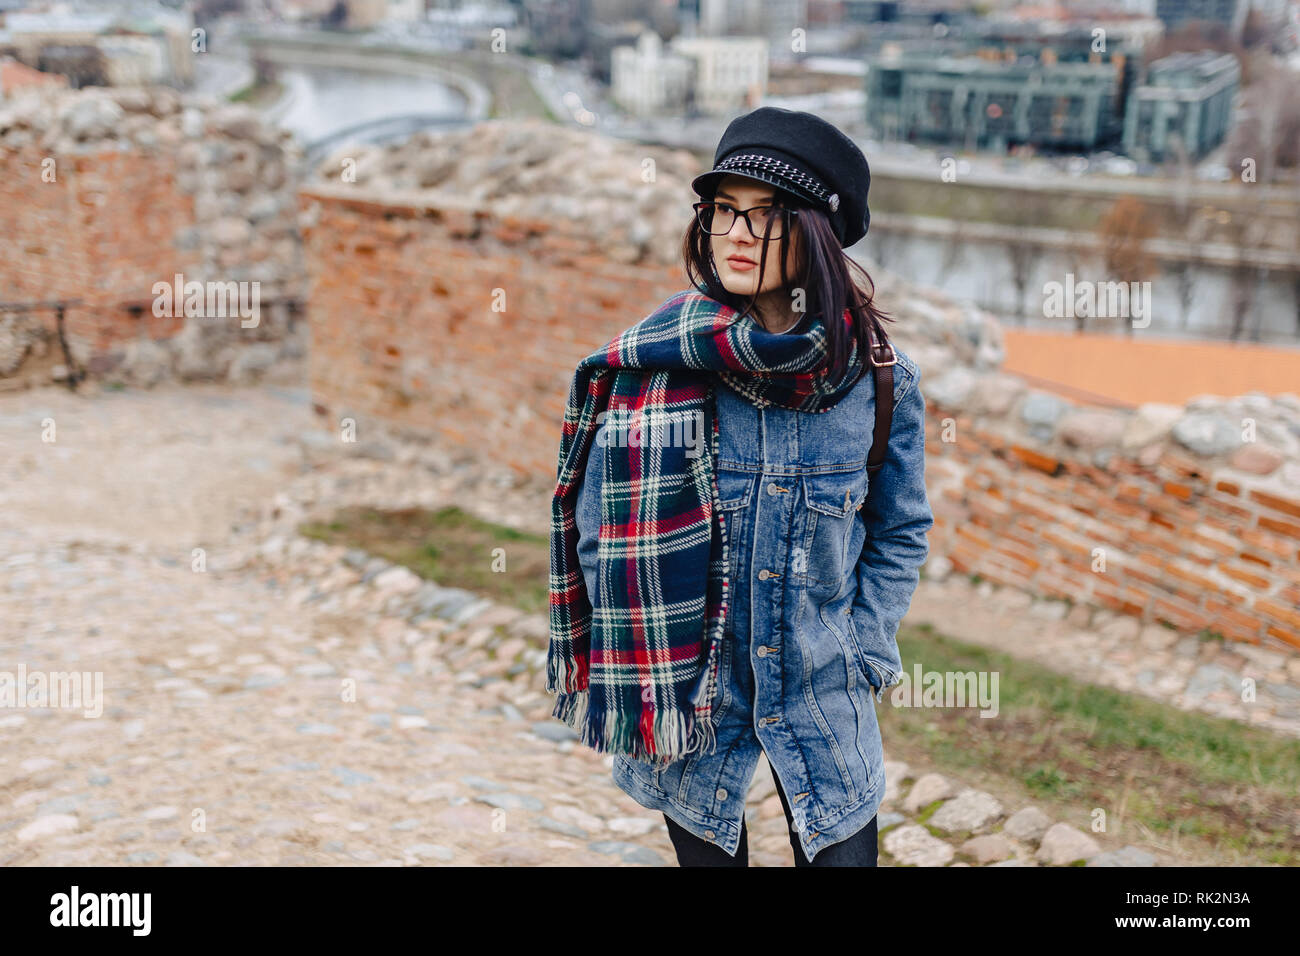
[716,788,727,801]
[767,482,779,495]
[757,569,770,580]
[704,830,716,840]
[756,646,768,657]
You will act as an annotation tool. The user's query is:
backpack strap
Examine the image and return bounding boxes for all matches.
[865,330,896,476]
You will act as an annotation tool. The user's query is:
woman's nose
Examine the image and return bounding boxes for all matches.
[728,215,753,242]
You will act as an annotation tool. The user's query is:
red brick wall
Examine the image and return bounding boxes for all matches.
[0,146,196,360]
[925,424,1300,651]
[299,186,684,479]
[0,149,91,306]
[298,185,1300,656]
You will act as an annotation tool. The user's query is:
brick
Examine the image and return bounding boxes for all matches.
[1203,599,1264,643]
[1150,596,1210,632]
[1164,561,1218,593]
[1257,514,1300,540]
[1093,581,1148,617]
[1248,489,1300,521]
[1257,599,1300,631]
[1264,623,1300,651]
[1010,445,1063,475]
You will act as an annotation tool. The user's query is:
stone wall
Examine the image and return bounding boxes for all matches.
[918,354,1300,649]
[298,118,1300,655]
[0,85,307,388]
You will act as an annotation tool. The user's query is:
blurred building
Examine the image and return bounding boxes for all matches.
[697,0,763,35]
[0,53,69,97]
[843,0,970,27]
[1,4,195,86]
[343,0,387,28]
[272,0,338,20]
[1246,0,1289,30]
[1155,0,1248,38]
[610,29,692,114]
[671,32,767,113]
[866,30,1137,151]
[611,28,766,115]
[385,0,425,20]
[1122,49,1240,161]
[520,0,589,58]
[588,18,646,82]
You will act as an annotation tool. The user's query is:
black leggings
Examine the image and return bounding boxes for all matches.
[662,760,879,866]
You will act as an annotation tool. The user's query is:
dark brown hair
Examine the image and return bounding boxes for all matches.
[681,184,895,388]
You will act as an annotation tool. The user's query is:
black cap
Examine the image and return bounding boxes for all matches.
[691,106,871,248]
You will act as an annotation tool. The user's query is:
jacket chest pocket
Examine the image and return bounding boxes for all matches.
[791,470,869,589]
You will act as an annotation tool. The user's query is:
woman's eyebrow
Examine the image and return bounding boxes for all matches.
[713,189,774,203]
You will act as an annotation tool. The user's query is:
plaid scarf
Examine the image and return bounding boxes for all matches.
[547,289,866,766]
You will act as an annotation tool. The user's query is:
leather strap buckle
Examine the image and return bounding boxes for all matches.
[868,342,897,367]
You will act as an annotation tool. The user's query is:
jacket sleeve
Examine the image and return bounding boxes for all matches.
[849,363,934,702]
[574,421,605,608]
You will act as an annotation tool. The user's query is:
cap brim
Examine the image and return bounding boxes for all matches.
[691,169,726,199]
[691,167,821,206]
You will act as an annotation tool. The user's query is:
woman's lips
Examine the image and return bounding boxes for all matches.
[727,256,756,271]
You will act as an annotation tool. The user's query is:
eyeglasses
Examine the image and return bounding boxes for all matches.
[693,201,798,240]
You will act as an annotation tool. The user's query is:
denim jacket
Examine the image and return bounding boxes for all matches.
[574,338,934,861]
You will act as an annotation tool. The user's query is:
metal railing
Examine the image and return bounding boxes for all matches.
[0,294,306,391]
[0,298,86,390]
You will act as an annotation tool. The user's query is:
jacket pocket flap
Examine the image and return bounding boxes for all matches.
[715,470,754,510]
[802,471,869,517]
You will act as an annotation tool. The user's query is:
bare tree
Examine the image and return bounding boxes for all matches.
[1057,241,1095,333]
[1221,200,1261,341]
[937,220,967,290]
[1165,132,1197,329]
[1000,200,1042,325]
[1223,56,1300,182]
[1294,171,1300,336]
[1004,236,1036,324]
[1096,195,1157,336]
[869,225,901,271]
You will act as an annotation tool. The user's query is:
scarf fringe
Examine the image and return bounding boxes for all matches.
[549,687,720,766]
[546,645,586,696]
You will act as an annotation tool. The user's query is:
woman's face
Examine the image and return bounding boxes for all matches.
[707,174,801,299]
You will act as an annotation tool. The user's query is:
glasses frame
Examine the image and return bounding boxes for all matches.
[693,201,800,240]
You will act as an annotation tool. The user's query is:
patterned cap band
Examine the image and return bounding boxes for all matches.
[714,153,839,212]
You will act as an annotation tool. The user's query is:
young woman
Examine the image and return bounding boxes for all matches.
[548,107,934,866]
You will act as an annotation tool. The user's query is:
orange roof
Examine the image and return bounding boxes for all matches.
[0,58,69,95]
[1000,328,1300,408]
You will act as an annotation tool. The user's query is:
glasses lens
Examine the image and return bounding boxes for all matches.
[753,207,785,239]
[698,203,789,238]
[699,202,735,235]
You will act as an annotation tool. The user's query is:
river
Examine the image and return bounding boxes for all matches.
[861,231,1298,344]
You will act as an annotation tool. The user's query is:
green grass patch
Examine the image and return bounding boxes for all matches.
[884,622,1300,864]
[298,505,550,615]
[296,502,1298,864]
[228,80,283,106]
